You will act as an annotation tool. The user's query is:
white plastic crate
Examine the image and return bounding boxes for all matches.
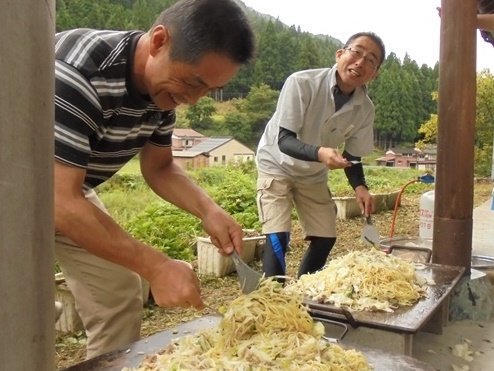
[197,236,265,277]
[334,191,400,219]
[55,280,84,333]
[55,273,151,333]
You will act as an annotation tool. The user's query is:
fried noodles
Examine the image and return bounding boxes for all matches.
[124,280,372,371]
[286,249,427,312]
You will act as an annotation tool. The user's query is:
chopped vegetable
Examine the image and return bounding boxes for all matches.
[286,249,428,312]
[123,280,372,370]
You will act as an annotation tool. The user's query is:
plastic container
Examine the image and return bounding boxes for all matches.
[197,236,265,277]
[419,190,435,239]
[55,274,84,333]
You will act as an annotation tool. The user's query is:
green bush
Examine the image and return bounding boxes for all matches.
[329,167,434,196]
[191,163,260,230]
[123,201,201,260]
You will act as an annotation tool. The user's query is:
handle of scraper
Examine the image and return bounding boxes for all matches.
[311,317,349,343]
[306,302,358,328]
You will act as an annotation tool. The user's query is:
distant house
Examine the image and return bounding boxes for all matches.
[172,150,209,170]
[375,146,437,171]
[172,128,206,151]
[187,137,255,167]
[171,128,255,170]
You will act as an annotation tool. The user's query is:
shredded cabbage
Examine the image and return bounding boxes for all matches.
[123,280,372,371]
[286,249,427,312]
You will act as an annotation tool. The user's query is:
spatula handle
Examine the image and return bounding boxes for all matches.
[230,250,242,265]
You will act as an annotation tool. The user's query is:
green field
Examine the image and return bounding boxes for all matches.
[97,160,434,260]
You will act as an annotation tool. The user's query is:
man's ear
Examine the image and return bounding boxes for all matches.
[149,25,171,57]
[335,48,344,62]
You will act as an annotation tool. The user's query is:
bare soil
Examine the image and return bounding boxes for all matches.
[55,181,493,370]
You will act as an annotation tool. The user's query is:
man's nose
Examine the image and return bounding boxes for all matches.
[353,56,365,67]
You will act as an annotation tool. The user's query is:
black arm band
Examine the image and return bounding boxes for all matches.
[278,127,320,162]
[343,150,368,190]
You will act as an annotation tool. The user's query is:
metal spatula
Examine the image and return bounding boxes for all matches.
[361,215,381,248]
[230,250,262,294]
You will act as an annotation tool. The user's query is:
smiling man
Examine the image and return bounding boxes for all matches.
[54,0,255,360]
[256,32,385,279]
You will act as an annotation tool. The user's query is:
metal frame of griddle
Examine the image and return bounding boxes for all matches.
[63,315,436,371]
[304,262,465,355]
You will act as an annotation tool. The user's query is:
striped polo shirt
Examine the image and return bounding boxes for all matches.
[55,29,176,190]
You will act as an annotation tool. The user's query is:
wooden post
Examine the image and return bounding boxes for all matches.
[432,0,477,273]
[0,0,55,369]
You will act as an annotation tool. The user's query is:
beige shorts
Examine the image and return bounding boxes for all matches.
[256,173,337,238]
[54,189,143,359]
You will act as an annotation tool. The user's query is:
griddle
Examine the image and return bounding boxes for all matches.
[62,315,436,371]
[305,262,465,334]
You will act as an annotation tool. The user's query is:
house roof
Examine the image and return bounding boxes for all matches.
[172,128,205,138]
[186,137,233,153]
[416,144,437,154]
[387,147,417,155]
[375,155,396,162]
[422,149,437,155]
[172,150,207,158]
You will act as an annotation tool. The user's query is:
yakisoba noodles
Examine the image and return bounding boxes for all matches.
[123,280,372,371]
[286,249,428,312]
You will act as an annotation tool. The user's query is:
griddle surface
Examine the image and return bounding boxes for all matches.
[305,262,465,333]
[63,315,435,371]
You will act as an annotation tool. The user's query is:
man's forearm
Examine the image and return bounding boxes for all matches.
[278,127,320,161]
[343,151,367,190]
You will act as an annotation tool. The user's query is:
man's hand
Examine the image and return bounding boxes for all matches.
[148,258,205,310]
[355,185,375,217]
[202,205,244,256]
[317,147,352,169]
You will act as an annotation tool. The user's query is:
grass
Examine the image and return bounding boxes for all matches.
[117,156,141,174]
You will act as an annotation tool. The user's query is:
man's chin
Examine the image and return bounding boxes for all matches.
[162,104,179,111]
[153,98,179,111]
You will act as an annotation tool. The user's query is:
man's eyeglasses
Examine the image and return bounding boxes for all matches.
[344,48,378,70]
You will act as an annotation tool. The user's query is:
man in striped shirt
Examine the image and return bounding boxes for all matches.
[54,0,255,359]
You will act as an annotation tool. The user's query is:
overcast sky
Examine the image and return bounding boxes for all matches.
[241,0,492,71]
